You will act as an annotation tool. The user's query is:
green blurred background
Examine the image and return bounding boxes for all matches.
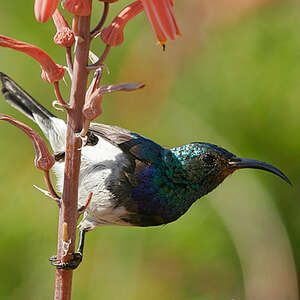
[0,0,300,299]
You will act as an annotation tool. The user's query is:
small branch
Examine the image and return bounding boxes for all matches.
[88,50,99,64]
[44,170,61,205]
[54,81,69,108]
[80,120,90,138]
[33,184,60,203]
[78,192,93,216]
[72,15,79,37]
[66,47,73,73]
[90,2,109,38]
[86,45,111,71]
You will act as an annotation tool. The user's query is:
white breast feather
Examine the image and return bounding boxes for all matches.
[52,136,132,230]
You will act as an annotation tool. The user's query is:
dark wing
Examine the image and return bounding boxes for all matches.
[89,124,171,226]
[89,123,165,166]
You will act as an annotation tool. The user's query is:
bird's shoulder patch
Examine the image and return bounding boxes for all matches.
[88,123,165,166]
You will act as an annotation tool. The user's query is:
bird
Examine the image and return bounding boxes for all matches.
[0,72,291,269]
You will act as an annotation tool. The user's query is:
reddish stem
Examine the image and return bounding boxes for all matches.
[90,2,109,38]
[54,15,91,300]
[66,47,73,73]
[78,192,93,215]
[44,170,61,204]
[54,81,69,108]
[86,45,111,71]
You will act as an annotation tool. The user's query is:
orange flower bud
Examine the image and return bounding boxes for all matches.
[83,91,103,121]
[0,114,55,171]
[0,35,65,83]
[52,9,75,47]
[101,0,181,47]
[65,0,92,16]
[100,1,143,47]
[34,0,59,23]
[141,0,181,46]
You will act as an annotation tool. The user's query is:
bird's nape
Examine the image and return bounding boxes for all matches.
[228,157,292,185]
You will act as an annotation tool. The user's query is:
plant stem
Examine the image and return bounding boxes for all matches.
[86,45,111,71]
[90,2,109,38]
[54,15,91,300]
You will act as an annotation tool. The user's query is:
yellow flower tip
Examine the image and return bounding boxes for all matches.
[141,0,181,46]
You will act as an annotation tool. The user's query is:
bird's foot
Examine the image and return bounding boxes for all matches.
[49,230,86,270]
[49,252,82,270]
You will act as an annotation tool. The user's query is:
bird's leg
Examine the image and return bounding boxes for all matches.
[50,229,86,270]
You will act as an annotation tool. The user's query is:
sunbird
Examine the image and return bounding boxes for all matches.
[0,72,291,269]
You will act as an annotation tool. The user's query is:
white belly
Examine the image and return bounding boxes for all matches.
[52,137,132,231]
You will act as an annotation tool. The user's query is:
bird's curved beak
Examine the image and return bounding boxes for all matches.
[229,157,292,185]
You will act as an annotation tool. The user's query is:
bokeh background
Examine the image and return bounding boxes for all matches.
[0,0,300,299]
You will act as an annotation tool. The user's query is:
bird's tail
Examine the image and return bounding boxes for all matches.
[0,72,66,152]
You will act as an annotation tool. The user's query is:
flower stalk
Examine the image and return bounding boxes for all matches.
[0,1,181,299]
[54,15,91,300]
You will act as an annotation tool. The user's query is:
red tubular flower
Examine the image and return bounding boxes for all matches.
[83,91,103,121]
[101,0,181,47]
[0,114,55,171]
[98,0,119,2]
[81,69,144,137]
[34,0,59,23]
[0,35,65,83]
[84,83,145,122]
[83,70,103,122]
[65,0,92,16]
[52,9,75,47]
[141,0,181,46]
[101,1,143,47]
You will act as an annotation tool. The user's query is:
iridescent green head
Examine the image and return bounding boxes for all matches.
[171,142,291,193]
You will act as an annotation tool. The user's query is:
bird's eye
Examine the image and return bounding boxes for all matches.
[202,153,216,165]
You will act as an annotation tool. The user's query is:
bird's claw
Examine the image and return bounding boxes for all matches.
[49,252,83,270]
[50,230,86,270]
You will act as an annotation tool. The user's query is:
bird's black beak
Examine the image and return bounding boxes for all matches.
[229,157,292,185]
